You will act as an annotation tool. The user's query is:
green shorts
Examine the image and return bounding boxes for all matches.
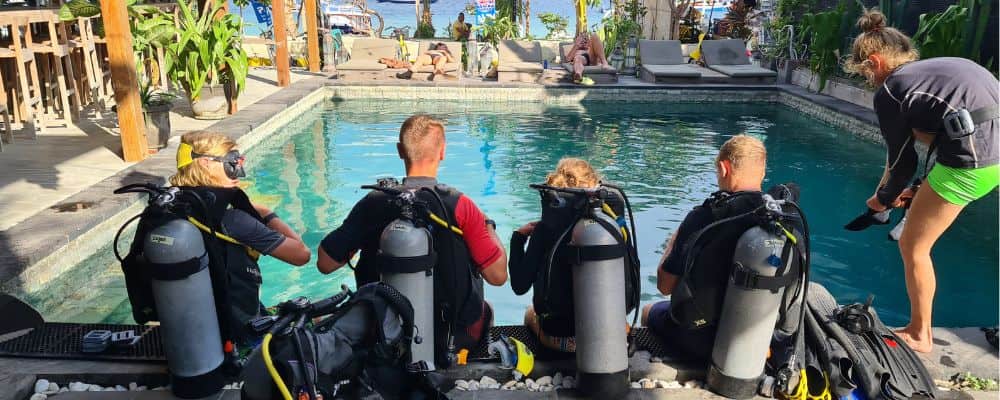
[926,163,1000,206]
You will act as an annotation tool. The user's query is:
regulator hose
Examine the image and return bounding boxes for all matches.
[262,333,294,400]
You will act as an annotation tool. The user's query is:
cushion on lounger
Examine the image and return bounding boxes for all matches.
[560,63,617,74]
[641,64,702,78]
[700,39,750,66]
[638,40,685,65]
[498,61,544,73]
[349,38,398,61]
[336,60,389,71]
[499,40,542,63]
[708,64,777,77]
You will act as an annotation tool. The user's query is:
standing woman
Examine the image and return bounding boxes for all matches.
[845,10,998,352]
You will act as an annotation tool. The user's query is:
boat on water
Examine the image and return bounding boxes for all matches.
[322,0,384,36]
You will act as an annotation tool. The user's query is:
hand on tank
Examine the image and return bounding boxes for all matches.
[516,221,539,236]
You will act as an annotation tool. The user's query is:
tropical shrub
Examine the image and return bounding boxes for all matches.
[538,12,569,39]
[165,0,248,100]
[913,0,994,70]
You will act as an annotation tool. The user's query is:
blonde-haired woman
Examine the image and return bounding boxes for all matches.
[845,10,998,353]
[509,158,632,352]
[172,131,310,346]
[566,32,612,85]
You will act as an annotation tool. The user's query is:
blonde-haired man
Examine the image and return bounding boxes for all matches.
[642,135,797,361]
[317,114,508,366]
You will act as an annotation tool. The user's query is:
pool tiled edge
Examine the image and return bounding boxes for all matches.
[0,79,884,299]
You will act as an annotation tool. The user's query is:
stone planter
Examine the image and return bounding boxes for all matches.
[189,84,228,120]
[143,103,172,150]
[776,58,800,84]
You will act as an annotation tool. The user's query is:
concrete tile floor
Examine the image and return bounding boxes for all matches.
[0,69,317,231]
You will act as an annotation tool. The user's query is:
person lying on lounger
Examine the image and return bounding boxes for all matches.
[396,43,456,80]
[566,32,613,84]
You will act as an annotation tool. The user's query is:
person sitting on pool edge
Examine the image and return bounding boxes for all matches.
[170,131,311,348]
[316,114,508,366]
[509,158,639,353]
[565,31,613,85]
[396,42,457,80]
[642,135,800,361]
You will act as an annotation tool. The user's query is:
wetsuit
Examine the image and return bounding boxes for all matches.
[873,57,999,206]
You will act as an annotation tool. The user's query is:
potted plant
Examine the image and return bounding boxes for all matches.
[141,85,176,150]
[165,0,248,120]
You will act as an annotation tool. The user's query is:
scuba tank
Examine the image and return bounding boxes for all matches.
[527,183,638,399]
[376,193,436,370]
[707,194,808,399]
[144,218,226,398]
[570,209,630,398]
[114,184,229,399]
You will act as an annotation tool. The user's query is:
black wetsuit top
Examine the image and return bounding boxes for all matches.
[873,57,999,206]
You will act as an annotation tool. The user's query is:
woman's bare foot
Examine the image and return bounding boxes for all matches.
[894,325,934,353]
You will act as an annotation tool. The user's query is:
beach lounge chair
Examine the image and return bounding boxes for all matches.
[410,40,462,79]
[558,42,618,84]
[497,40,543,83]
[699,39,776,82]
[637,40,704,83]
[336,38,399,80]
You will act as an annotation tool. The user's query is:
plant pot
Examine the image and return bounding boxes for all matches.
[777,58,799,84]
[143,103,172,150]
[189,84,228,120]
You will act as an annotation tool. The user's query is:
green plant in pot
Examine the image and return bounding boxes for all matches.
[141,85,177,149]
[165,0,248,120]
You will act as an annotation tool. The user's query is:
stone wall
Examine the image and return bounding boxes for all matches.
[791,68,874,110]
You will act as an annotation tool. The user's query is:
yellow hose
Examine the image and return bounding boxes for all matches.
[262,333,293,400]
[601,203,629,241]
[428,212,464,235]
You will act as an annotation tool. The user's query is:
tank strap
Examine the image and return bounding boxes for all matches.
[376,252,437,275]
[149,256,206,281]
[564,244,626,264]
[730,236,802,292]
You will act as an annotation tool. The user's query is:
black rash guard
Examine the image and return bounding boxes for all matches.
[873,57,999,206]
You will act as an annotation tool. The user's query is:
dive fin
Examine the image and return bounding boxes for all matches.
[844,209,892,231]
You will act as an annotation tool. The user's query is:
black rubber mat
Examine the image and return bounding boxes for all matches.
[470,325,669,361]
[0,323,669,363]
[0,322,165,362]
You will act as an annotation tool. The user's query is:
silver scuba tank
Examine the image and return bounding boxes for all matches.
[570,210,629,398]
[378,218,436,370]
[143,219,226,399]
[707,225,791,399]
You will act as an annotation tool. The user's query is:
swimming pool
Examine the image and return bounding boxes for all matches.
[31,99,999,328]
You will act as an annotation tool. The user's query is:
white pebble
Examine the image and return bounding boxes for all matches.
[88,385,104,391]
[502,380,517,390]
[104,387,116,391]
[29,394,46,400]
[553,372,564,387]
[641,379,656,389]
[562,377,576,389]
[683,380,703,389]
[115,385,127,391]
[454,380,469,391]
[69,382,88,392]
[525,378,535,386]
[540,384,555,392]
[654,380,669,388]
[223,384,233,390]
[650,356,663,363]
[515,382,526,389]
[58,387,69,393]
[152,386,167,391]
[46,382,59,394]
[480,376,498,387]
[665,381,682,389]
[129,382,138,391]
[135,386,147,391]
[536,376,552,386]
[468,381,480,391]
[527,382,539,390]
[631,382,642,389]
[34,379,50,393]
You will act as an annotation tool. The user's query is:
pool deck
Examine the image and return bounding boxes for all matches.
[0,70,994,399]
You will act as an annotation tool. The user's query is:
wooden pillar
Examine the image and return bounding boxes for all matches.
[304,0,320,72]
[272,0,291,86]
[99,0,148,161]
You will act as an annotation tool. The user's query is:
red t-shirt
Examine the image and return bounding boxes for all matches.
[453,195,503,271]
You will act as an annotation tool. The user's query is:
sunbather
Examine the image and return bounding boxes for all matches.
[566,32,612,83]
[396,42,456,80]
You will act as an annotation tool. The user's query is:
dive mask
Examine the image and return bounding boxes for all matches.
[195,150,246,179]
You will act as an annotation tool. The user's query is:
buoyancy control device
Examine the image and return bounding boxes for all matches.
[527,183,641,399]
[241,282,454,400]
[706,193,810,399]
[113,183,261,398]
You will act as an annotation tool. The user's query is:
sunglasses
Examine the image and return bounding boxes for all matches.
[193,150,246,179]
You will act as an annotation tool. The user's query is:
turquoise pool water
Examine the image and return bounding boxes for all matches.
[240,99,998,328]
[28,99,997,329]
